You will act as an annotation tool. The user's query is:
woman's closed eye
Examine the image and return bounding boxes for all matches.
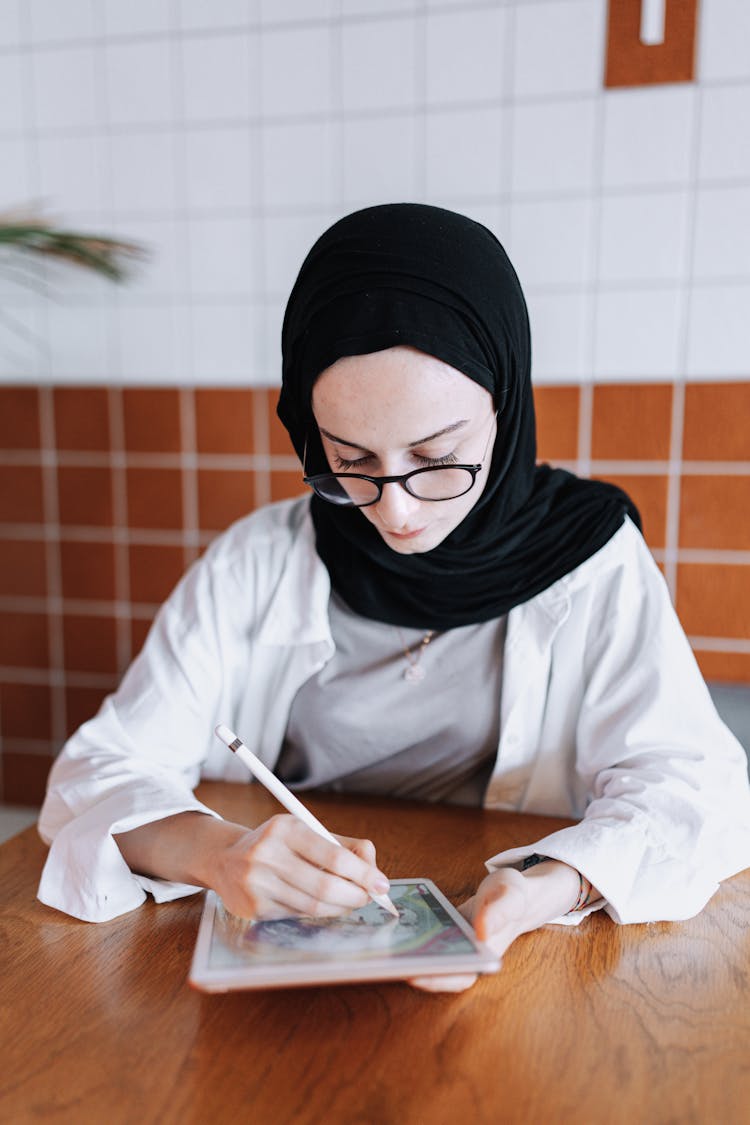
[332,451,459,473]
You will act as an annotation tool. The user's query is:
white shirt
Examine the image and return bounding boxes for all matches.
[37,498,750,925]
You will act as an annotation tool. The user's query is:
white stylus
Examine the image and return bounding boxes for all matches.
[214,723,399,918]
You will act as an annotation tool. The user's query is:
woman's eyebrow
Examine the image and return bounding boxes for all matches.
[318,419,469,449]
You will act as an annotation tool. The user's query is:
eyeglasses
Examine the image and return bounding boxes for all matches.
[304,413,496,509]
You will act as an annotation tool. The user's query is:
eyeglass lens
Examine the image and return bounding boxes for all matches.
[312,466,477,506]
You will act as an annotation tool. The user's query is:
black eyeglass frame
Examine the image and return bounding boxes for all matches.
[302,411,497,509]
[304,462,483,507]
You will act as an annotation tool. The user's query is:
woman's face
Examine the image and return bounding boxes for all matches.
[311,346,496,554]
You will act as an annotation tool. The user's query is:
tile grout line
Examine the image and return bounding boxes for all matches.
[253,390,271,508]
[21,3,69,762]
[577,22,607,478]
[414,0,428,202]
[664,82,702,602]
[96,0,132,680]
[37,386,67,754]
[6,3,61,775]
[577,384,593,475]
[179,388,201,564]
[108,389,132,675]
[170,0,201,574]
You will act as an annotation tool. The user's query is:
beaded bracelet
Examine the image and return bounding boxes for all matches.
[568,871,594,913]
[520,854,595,914]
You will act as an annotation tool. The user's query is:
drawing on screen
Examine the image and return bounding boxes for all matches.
[209,881,476,969]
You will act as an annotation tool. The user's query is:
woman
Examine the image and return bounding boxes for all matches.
[38,204,750,991]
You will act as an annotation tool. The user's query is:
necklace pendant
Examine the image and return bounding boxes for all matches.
[404,664,425,684]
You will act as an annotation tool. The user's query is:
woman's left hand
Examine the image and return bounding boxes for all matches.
[408,860,584,993]
[407,868,531,992]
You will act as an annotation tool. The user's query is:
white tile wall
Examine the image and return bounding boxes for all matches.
[699,0,750,81]
[36,134,106,220]
[425,8,507,105]
[0,0,748,386]
[190,303,262,381]
[118,303,177,380]
[601,87,695,188]
[0,51,25,132]
[598,190,689,283]
[47,299,112,380]
[0,302,43,380]
[698,85,750,181]
[425,106,506,201]
[527,291,590,383]
[181,34,257,123]
[342,0,413,14]
[28,0,96,44]
[179,1,255,33]
[340,19,418,113]
[512,0,606,98]
[31,46,101,131]
[259,0,336,22]
[1,137,34,207]
[509,197,593,287]
[262,210,335,297]
[110,132,179,215]
[511,99,598,195]
[0,3,23,47]
[105,40,175,127]
[344,114,420,205]
[261,25,334,117]
[693,186,750,279]
[594,288,682,379]
[188,216,257,297]
[104,0,174,38]
[117,218,185,296]
[184,127,254,210]
[687,284,750,377]
[261,120,338,208]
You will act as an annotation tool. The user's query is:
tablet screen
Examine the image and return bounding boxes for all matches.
[207,881,478,970]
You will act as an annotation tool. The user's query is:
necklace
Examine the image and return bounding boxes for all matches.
[396,628,436,684]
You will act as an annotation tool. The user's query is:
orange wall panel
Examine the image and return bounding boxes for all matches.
[592,384,673,461]
[605,0,699,88]
[1,378,749,805]
[679,476,750,551]
[676,564,750,640]
[683,383,750,462]
[534,386,580,462]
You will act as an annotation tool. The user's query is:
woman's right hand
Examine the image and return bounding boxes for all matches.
[207,814,391,920]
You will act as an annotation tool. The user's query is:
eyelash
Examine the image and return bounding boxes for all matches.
[332,451,459,472]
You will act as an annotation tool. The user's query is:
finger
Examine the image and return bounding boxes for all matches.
[254,849,374,912]
[458,896,477,923]
[256,878,361,920]
[408,974,478,993]
[337,834,377,867]
[473,883,526,946]
[282,821,388,892]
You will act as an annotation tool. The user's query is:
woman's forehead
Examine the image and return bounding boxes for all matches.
[311,349,492,450]
[312,347,491,414]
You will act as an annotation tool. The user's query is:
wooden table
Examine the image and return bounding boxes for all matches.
[2,783,749,1124]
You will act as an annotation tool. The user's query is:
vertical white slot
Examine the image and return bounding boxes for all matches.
[640,0,667,45]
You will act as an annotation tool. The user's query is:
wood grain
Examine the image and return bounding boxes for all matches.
[1,784,749,1124]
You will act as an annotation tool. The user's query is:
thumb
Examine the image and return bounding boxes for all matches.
[473,878,527,947]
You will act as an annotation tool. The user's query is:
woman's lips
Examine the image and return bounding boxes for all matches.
[384,527,426,540]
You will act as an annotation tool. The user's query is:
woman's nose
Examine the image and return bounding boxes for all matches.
[374,481,422,530]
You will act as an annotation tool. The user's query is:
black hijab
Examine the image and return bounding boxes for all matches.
[278,203,639,630]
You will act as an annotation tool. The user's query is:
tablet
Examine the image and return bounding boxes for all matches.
[189,879,500,991]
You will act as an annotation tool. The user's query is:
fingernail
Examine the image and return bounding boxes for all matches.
[373,876,390,894]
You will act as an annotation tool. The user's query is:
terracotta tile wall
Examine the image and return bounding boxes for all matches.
[1,381,749,804]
